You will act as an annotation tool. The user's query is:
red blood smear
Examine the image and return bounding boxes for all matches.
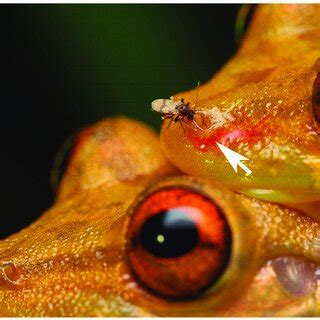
[187,127,261,152]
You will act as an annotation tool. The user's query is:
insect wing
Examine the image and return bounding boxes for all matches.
[151,99,178,114]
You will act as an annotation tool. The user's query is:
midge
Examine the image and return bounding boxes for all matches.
[151,97,206,130]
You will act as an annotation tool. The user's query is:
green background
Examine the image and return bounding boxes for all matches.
[0,5,241,237]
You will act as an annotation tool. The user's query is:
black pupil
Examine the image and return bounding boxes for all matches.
[139,208,199,258]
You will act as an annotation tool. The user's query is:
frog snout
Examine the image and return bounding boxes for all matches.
[0,204,141,316]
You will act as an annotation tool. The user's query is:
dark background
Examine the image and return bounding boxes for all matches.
[0,4,242,239]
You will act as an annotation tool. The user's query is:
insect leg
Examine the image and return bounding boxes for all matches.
[192,119,206,130]
[194,81,200,111]
[173,115,180,123]
[167,115,181,130]
[161,114,173,120]
[179,117,187,133]
[166,116,176,130]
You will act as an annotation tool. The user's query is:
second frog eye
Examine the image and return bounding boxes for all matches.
[127,187,232,299]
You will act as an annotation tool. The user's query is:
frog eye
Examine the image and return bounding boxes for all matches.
[50,132,78,192]
[312,71,320,123]
[127,187,231,299]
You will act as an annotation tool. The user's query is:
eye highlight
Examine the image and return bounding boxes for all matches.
[139,207,199,258]
[127,187,232,299]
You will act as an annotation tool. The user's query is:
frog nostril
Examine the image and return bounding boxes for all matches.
[0,261,23,285]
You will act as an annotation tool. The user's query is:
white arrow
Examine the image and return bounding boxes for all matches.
[216,142,252,176]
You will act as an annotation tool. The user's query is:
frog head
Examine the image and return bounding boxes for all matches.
[0,117,319,316]
[160,4,320,211]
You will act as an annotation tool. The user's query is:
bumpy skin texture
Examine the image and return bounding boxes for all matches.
[1,4,320,316]
[0,117,319,316]
[161,4,320,214]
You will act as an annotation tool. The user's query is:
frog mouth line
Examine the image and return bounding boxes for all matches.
[239,188,320,204]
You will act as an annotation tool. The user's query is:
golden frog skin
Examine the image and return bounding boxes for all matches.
[1,4,320,317]
[0,117,319,316]
[160,4,320,214]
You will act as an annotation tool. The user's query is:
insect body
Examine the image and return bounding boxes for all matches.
[152,97,203,129]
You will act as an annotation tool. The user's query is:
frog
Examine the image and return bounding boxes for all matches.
[0,4,320,317]
[0,117,319,316]
[160,4,320,218]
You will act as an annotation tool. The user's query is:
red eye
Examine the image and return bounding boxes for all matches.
[127,188,231,299]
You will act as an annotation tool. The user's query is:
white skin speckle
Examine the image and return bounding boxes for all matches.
[200,107,235,128]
